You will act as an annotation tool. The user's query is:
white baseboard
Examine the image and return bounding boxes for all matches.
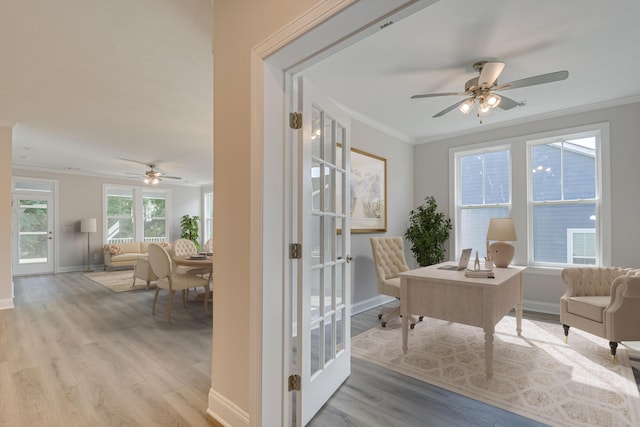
[351,295,396,316]
[207,388,249,427]
[0,297,14,310]
[523,299,560,315]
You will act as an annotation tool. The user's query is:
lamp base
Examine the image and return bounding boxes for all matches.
[489,241,514,268]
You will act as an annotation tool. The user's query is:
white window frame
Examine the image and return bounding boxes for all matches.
[526,123,610,268]
[452,144,513,258]
[567,228,596,265]
[103,184,172,244]
[203,190,213,243]
[449,122,610,270]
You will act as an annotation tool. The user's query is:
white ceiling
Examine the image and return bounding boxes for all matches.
[2,0,213,186]
[3,0,640,187]
[304,0,640,143]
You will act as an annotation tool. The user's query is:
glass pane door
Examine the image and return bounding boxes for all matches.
[13,194,54,275]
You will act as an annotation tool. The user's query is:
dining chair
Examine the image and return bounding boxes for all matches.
[171,238,211,277]
[148,243,211,321]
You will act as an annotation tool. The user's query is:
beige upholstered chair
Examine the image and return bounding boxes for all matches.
[204,238,213,253]
[172,238,198,256]
[148,244,211,321]
[171,238,211,277]
[132,256,157,289]
[370,237,419,328]
[560,267,640,360]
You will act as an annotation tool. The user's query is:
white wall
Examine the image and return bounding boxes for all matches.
[12,168,202,272]
[0,125,13,309]
[413,101,640,313]
[349,119,414,312]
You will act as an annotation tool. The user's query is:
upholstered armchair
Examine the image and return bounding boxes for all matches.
[370,237,420,328]
[560,267,640,360]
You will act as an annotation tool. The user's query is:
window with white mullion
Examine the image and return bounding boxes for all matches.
[528,133,600,266]
[456,148,511,258]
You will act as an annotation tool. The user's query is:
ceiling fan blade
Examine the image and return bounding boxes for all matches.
[496,95,521,110]
[161,175,182,180]
[495,70,569,91]
[478,61,505,89]
[433,99,468,118]
[411,91,469,99]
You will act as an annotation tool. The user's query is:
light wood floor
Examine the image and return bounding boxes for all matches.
[3,274,638,426]
[2,272,214,427]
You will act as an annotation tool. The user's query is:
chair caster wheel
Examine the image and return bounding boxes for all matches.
[378,314,383,320]
[381,322,387,328]
[419,316,424,321]
[410,323,416,330]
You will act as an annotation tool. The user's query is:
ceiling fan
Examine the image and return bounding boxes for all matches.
[125,163,182,185]
[411,61,569,121]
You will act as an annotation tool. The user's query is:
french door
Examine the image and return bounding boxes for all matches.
[292,76,351,426]
[12,192,55,275]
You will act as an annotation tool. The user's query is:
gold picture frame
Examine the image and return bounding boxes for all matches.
[346,147,387,233]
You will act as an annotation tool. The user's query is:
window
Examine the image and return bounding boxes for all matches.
[203,191,213,243]
[106,187,134,243]
[142,190,167,243]
[567,229,596,265]
[451,123,609,268]
[455,148,511,258]
[529,135,600,266]
[104,185,171,243]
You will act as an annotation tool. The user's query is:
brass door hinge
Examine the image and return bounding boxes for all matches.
[288,374,301,391]
[289,243,302,259]
[289,112,302,129]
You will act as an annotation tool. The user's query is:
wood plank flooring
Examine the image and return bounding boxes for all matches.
[3,274,638,426]
[2,273,214,427]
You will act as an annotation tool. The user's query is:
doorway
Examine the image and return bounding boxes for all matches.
[11,178,57,276]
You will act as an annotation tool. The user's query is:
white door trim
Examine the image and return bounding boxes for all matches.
[215,1,436,426]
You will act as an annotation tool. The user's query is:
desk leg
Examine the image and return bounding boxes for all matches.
[484,325,494,378]
[402,316,408,354]
[516,304,523,337]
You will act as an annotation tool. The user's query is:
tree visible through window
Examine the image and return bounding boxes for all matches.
[106,188,134,242]
[105,186,171,243]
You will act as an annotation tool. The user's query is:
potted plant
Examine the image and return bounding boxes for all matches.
[405,196,452,267]
[180,214,201,252]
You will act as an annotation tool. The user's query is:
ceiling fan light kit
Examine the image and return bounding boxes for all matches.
[123,160,182,185]
[411,60,568,123]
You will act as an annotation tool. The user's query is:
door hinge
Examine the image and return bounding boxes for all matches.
[289,112,302,129]
[289,243,302,259]
[288,374,301,391]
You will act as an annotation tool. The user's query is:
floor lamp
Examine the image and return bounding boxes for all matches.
[81,218,97,272]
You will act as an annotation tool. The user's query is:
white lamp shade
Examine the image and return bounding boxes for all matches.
[486,218,517,242]
[81,217,97,233]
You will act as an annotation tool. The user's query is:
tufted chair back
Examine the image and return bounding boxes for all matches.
[173,238,198,256]
[561,267,633,297]
[370,237,409,294]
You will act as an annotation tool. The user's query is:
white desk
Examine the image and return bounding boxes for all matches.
[399,263,526,378]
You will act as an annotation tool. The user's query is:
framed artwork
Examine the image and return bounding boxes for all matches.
[347,147,387,233]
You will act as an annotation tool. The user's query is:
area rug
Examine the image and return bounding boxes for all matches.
[351,316,640,427]
[83,270,155,292]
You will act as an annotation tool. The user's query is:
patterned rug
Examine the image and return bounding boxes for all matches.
[351,316,640,427]
[83,270,155,292]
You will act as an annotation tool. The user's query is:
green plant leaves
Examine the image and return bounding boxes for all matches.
[404,196,452,267]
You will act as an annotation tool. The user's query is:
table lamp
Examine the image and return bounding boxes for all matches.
[486,218,517,268]
[81,217,97,272]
